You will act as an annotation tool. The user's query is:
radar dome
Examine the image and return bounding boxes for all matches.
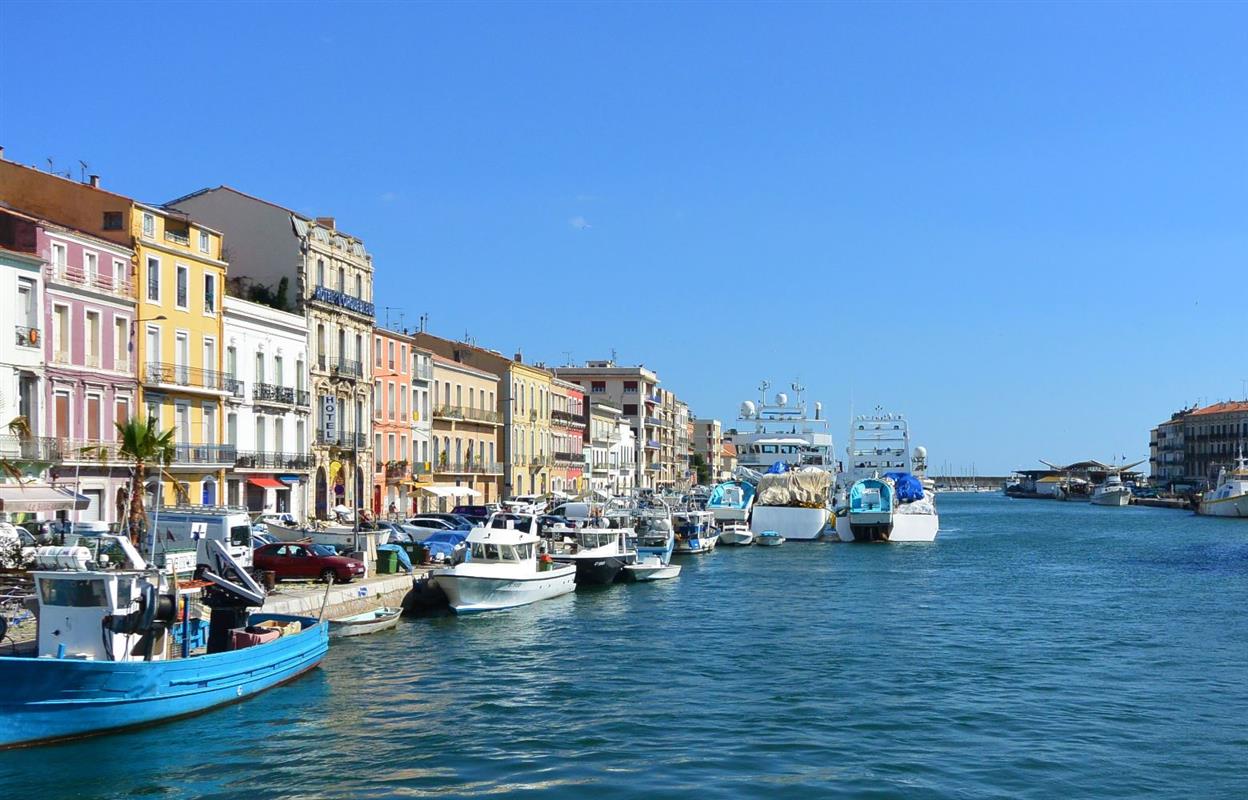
[740,401,756,418]
[775,392,788,407]
[914,446,927,459]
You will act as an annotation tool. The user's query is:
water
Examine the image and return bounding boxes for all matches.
[4,494,1247,799]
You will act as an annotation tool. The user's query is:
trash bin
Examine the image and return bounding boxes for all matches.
[399,542,426,566]
[376,549,399,574]
[260,570,277,592]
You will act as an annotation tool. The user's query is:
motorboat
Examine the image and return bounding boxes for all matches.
[673,509,718,554]
[749,466,832,541]
[717,519,755,546]
[547,523,635,585]
[834,410,938,542]
[1197,453,1248,517]
[623,555,681,581]
[0,535,326,749]
[1090,473,1133,507]
[755,530,785,547]
[432,513,576,613]
[630,510,676,565]
[329,607,403,638]
[707,480,755,524]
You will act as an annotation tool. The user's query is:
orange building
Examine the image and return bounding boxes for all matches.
[371,327,417,516]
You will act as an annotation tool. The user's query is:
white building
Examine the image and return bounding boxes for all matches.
[412,346,433,480]
[0,245,45,442]
[223,296,311,518]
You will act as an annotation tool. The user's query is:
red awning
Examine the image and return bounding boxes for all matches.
[247,477,287,490]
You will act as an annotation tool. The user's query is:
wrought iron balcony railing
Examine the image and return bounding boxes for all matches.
[435,460,504,475]
[234,450,313,470]
[433,404,502,424]
[145,362,240,393]
[253,382,296,405]
[551,410,585,427]
[171,443,237,465]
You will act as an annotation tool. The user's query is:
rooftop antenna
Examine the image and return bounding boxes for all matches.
[610,347,617,363]
[46,157,54,174]
[562,350,573,366]
[78,160,89,182]
[418,312,429,333]
[758,380,770,404]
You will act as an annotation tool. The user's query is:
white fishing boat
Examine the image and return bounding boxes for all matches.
[328,607,403,638]
[623,554,681,581]
[1197,453,1248,518]
[717,520,754,546]
[834,409,939,542]
[755,530,785,547]
[673,509,719,554]
[1090,474,1133,507]
[432,514,576,614]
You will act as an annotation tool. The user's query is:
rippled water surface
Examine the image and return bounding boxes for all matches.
[4,494,1248,798]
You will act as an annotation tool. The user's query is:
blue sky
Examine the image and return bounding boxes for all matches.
[2,2,1245,473]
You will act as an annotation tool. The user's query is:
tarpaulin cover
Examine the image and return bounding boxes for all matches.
[884,471,924,501]
[756,469,832,508]
[766,462,788,474]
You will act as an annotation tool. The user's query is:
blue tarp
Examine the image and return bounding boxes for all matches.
[766,461,789,474]
[377,543,414,574]
[884,471,924,501]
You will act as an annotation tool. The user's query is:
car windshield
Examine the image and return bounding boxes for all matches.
[308,544,337,557]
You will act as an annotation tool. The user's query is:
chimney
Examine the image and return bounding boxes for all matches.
[88,175,100,188]
[514,350,523,363]
[315,217,336,230]
[0,145,5,160]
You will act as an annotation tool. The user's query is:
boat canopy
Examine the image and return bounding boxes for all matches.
[883,471,924,502]
[708,481,755,510]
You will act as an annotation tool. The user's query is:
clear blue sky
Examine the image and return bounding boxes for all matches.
[2,2,1245,473]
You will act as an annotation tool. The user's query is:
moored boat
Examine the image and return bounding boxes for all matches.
[548,524,635,585]
[750,467,832,541]
[717,519,755,546]
[329,607,403,637]
[673,509,719,554]
[707,480,755,524]
[1196,454,1248,517]
[755,530,785,547]
[1090,472,1133,507]
[834,410,939,542]
[623,554,682,581]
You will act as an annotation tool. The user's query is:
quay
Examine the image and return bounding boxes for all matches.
[260,571,431,619]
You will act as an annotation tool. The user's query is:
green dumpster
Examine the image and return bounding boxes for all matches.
[400,542,427,565]
[376,549,399,574]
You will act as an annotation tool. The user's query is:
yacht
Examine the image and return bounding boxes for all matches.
[1090,473,1133,507]
[834,409,939,542]
[729,380,838,477]
[1197,454,1248,518]
[750,466,832,541]
[432,514,576,613]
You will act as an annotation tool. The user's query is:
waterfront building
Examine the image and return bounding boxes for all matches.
[554,360,662,490]
[1150,400,1248,490]
[168,187,375,519]
[414,333,556,499]
[371,327,418,515]
[694,418,725,482]
[0,213,48,480]
[0,157,232,508]
[0,208,136,522]
[410,346,434,502]
[720,441,738,477]
[549,378,586,496]
[429,354,503,508]
[586,402,636,496]
[223,296,311,518]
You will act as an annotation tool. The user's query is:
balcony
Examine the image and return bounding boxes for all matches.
[0,435,63,462]
[646,394,661,404]
[435,460,504,475]
[45,263,132,298]
[234,450,313,470]
[414,363,433,381]
[411,462,433,476]
[53,438,130,465]
[254,382,297,405]
[15,325,39,349]
[330,358,363,380]
[164,229,190,246]
[145,362,239,395]
[528,455,552,468]
[315,431,369,449]
[644,416,662,427]
[433,405,502,425]
[551,409,585,428]
[310,285,375,319]
[385,461,409,480]
[553,451,581,464]
[171,443,237,466]
[646,440,660,449]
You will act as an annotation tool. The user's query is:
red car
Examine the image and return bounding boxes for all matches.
[253,542,366,584]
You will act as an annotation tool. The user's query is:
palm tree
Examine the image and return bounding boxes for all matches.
[111,416,177,545]
[0,416,33,482]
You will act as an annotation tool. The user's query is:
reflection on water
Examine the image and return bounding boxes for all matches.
[3,494,1247,799]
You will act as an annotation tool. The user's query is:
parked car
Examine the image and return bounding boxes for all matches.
[253,542,366,584]
[451,505,490,526]
[0,522,37,566]
[413,513,475,529]
[250,530,279,547]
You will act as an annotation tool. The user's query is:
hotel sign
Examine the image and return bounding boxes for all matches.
[312,285,375,318]
[322,396,337,440]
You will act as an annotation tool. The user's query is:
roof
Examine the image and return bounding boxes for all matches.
[721,442,738,457]
[431,354,497,382]
[170,185,366,248]
[0,205,133,254]
[1189,400,1248,417]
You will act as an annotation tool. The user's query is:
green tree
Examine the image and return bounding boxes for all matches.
[107,417,178,544]
[691,453,711,485]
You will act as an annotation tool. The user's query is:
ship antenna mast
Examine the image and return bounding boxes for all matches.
[758,380,770,405]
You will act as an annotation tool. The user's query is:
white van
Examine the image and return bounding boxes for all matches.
[144,506,254,575]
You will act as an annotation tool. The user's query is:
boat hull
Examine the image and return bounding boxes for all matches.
[1197,493,1248,517]
[835,511,939,542]
[623,562,681,581]
[1090,490,1132,507]
[551,554,631,586]
[0,614,327,750]
[674,534,719,554]
[750,506,828,541]
[329,608,403,638]
[434,568,576,613]
[717,527,755,546]
[755,534,785,547]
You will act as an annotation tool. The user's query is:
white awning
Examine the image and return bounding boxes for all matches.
[416,485,482,499]
[0,484,90,512]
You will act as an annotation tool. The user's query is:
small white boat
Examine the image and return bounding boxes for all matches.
[755,530,785,547]
[1090,473,1132,507]
[329,606,403,638]
[717,520,754,546]
[433,513,577,614]
[623,555,681,581]
[1197,453,1248,518]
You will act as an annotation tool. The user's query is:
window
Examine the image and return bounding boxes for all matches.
[86,394,102,440]
[255,353,265,384]
[203,404,216,444]
[387,434,395,461]
[296,359,305,391]
[85,311,101,365]
[113,317,128,369]
[83,251,98,280]
[103,211,123,230]
[400,345,407,373]
[374,337,382,367]
[296,420,305,455]
[256,416,267,451]
[591,381,606,393]
[198,231,209,254]
[375,434,382,462]
[274,356,284,386]
[274,418,283,453]
[175,265,188,308]
[316,325,326,361]
[115,397,131,433]
[226,413,238,446]
[355,334,363,367]
[145,326,160,368]
[317,258,325,287]
[54,391,71,438]
[354,274,362,298]
[337,267,345,292]
[387,341,394,370]
[142,213,154,238]
[52,306,70,361]
[400,435,407,461]
[387,383,395,420]
[204,273,216,313]
[623,404,638,416]
[400,385,407,418]
[226,346,237,379]
[146,256,160,301]
[373,380,382,417]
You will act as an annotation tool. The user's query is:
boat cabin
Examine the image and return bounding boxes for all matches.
[850,478,893,514]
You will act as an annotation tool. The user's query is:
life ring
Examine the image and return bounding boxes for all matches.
[27,328,38,344]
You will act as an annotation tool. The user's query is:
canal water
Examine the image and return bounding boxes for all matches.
[3,494,1247,799]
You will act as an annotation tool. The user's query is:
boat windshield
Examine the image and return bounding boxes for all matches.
[579,531,615,549]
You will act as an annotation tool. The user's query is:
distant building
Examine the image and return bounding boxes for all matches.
[372,327,417,515]
[1150,400,1248,489]
[549,378,586,496]
[694,418,724,482]
[428,354,503,508]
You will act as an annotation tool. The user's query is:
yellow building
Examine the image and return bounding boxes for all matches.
[507,362,555,498]
[132,205,229,507]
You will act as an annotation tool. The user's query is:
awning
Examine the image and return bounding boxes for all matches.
[0,484,90,512]
[247,477,287,490]
[416,485,482,499]
[278,475,302,485]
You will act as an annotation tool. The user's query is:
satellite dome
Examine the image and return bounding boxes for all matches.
[776,392,788,407]
[914,446,927,459]
[740,401,756,418]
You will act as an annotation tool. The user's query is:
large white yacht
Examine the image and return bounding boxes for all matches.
[1197,453,1248,518]
[834,409,939,542]
[729,380,838,476]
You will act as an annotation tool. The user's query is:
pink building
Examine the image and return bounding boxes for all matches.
[1,208,138,523]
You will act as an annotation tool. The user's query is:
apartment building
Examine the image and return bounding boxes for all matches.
[1151,400,1248,489]
[694,418,724,482]
[550,378,586,496]
[555,360,662,489]
[372,327,417,515]
[429,354,503,508]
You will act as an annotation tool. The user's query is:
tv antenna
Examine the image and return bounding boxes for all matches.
[78,160,89,182]
[418,312,429,333]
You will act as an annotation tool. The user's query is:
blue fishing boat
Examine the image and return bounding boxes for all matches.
[0,536,328,749]
[707,480,755,524]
